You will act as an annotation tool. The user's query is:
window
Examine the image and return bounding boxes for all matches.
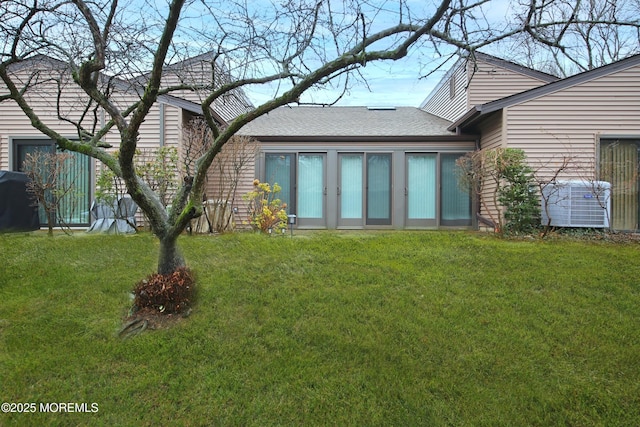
[600,138,640,231]
[441,153,472,226]
[449,76,456,99]
[265,153,295,214]
[13,139,91,227]
[338,153,392,226]
[406,154,437,222]
[264,152,326,226]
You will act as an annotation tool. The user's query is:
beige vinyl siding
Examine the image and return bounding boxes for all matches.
[162,104,182,149]
[421,64,468,122]
[201,139,257,230]
[476,111,504,227]
[0,79,94,170]
[423,57,552,123]
[467,61,550,108]
[1,63,183,226]
[505,65,640,183]
[478,111,504,151]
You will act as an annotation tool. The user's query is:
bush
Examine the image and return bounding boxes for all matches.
[242,179,288,233]
[133,267,195,314]
[456,148,540,235]
[497,149,540,235]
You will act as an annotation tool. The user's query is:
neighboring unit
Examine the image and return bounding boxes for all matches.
[443,53,640,231]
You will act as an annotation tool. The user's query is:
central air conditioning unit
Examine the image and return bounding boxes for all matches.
[541,180,611,228]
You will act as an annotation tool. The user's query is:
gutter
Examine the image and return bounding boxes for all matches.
[447,105,483,133]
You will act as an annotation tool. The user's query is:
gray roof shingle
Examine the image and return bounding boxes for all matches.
[238,106,454,137]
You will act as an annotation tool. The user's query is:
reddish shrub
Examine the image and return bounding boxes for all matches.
[133,267,195,314]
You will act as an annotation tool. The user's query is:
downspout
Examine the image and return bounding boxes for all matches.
[159,103,165,147]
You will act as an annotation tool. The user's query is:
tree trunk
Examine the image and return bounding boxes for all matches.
[46,211,54,236]
[157,235,186,275]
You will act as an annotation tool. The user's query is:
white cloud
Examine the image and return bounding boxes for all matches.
[246,49,448,108]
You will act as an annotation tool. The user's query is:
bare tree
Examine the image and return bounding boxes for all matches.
[507,0,640,76]
[457,148,545,235]
[1,0,636,281]
[22,150,81,236]
[183,118,259,233]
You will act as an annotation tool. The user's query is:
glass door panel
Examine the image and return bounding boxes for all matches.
[339,154,363,224]
[366,154,391,225]
[407,154,436,223]
[600,140,640,230]
[57,151,91,225]
[298,154,325,226]
[265,153,295,214]
[441,153,471,226]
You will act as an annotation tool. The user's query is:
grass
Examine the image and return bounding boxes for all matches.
[0,230,639,426]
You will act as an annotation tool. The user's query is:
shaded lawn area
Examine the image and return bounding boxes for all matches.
[0,231,639,426]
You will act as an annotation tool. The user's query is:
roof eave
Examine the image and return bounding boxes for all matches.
[447,106,484,132]
[249,134,475,143]
[158,94,228,127]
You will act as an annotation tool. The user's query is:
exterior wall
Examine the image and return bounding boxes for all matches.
[466,60,551,108]
[253,139,477,230]
[202,136,258,231]
[472,62,640,229]
[476,111,505,227]
[477,111,504,151]
[422,57,552,123]
[421,62,468,122]
[0,61,182,227]
[504,65,640,183]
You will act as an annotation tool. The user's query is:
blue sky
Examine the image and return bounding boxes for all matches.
[246,54,454,108]
[243,0,514,108]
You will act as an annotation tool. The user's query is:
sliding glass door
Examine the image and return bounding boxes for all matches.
[338,153,391,226]
[265,153,326,227]
[14,139,91,226]
[600,139,640,231]
[406,154,437,226]
[367,154,392,225]
[297,154,325,226]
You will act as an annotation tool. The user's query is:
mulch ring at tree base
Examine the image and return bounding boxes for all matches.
[119,267,195,338]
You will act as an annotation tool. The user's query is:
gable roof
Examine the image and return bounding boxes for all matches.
[449,53,640,132]
[238,106,461,141]
[419,51,559,109]
[471,52,559,83]
[4,54,230,126]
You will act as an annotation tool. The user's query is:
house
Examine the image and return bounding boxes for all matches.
[3,51,640,232]
[241,52,640,232]
[442,53,640,231]
[238,106,476,229]
[237,53,560,230]
[0,54,252,228]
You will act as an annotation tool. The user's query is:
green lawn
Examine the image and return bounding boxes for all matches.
[0,231,639,426]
